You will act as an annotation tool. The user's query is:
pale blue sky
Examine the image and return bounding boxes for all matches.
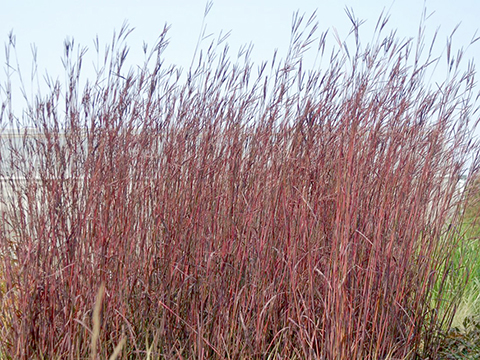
[1,0,480,112]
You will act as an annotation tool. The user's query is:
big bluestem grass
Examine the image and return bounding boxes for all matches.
[1,9,479,359]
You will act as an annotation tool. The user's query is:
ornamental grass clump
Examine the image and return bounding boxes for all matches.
[0,8,479,359]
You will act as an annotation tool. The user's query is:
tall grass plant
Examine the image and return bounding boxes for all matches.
[1,8,479,359]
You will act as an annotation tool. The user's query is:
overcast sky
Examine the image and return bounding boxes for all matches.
[1,0,480,114]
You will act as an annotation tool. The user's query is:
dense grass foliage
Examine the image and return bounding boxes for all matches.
[435,177,480,359]
[1,10,479,359]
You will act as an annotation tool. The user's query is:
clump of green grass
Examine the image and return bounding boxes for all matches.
[435,175,480,358]
[0,6,479,360]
